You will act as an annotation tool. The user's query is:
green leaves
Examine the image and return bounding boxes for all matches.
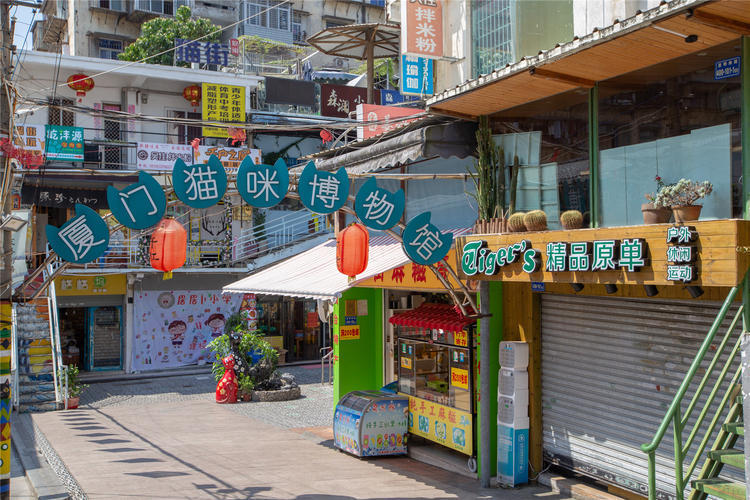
[118,5,221,66]
[468,115,505,221]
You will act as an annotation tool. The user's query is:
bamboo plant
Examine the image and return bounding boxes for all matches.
[468,115,505,221]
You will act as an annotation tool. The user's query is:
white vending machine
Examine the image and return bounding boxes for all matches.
[497,341,529,486]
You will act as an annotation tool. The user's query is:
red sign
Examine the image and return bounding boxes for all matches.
[356,104,422,140]
[321,84,379,118]
[230,38,240,57]
[402,0,443,59]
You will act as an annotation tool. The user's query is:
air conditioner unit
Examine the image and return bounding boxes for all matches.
[334,57,344,68]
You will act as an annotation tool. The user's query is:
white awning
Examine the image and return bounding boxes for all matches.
[223,229,470,300]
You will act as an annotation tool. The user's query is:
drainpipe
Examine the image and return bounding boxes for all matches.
[479,280,491,487]
[740,35,750,495]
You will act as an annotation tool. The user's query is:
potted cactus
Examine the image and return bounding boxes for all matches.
[642,176,672,224]
[523,210,548,232]
[508,212,526,232]
[559,210,583,230]
[654,178,713,223]
[469,116,506,233]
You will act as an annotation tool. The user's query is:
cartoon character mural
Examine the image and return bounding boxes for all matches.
[206,313,226,338]
[168,320,187,346]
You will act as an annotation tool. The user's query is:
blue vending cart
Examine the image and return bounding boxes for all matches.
[333,391,409,457]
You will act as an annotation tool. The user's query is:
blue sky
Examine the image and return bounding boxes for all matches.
[13,5,37,52]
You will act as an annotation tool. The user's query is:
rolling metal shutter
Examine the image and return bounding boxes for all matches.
[541,294,742,499]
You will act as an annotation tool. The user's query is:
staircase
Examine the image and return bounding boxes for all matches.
[642,280,747,500]
[12,265,64,413]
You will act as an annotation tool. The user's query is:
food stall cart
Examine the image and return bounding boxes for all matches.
[333,391,409,457]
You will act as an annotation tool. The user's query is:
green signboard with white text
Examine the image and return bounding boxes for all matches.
[45,125,84,161]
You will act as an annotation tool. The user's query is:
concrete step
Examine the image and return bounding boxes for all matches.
[707,449,743,469]
[19,373,54,384]
[692,479,745,500]
[18,346,53,356]
[723,422,744,436]
[19,391,56,403]
[17,401,58,413]
[19,382,55,394]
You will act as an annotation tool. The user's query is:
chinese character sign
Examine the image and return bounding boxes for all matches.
[401,0,443,58]
[297,161,349,214]
[354,177,404,230]
[194,145,261,173]
[136,143,193,171]
[320,84,372,118]
[402,212,453,266]
[106,171,167,230]
[356,104,422,140]
[13,124,45,157]
[45,125,84,161]
[173,155,228,208]
[175,39,231,66]
[407,396,472,455]
[236,157,289,208]
[46,204,110,263]
[666,225,698,283]
[202,83,245,138]
[401,55,434,96]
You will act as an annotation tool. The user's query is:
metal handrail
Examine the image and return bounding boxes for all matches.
[321,346,333,385]
[641,274,746,500]
[10,303,18,410]
[46,262,64,407]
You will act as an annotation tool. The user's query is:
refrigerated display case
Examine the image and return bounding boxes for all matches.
[333,391,409,457]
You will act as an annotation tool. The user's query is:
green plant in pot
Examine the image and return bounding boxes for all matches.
[642,175,672,224]
[468,116,506,233]
[65,364,88,409]
[237,374,255,401]
[654,178,713,223]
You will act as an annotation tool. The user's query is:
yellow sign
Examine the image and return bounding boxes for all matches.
[405,395,473,455]
[450,367,469,390]
[345,300,357,317]
[453,330,468,347]
[401,356,412,369]
[202,83,245,138]
[356,250,466,291]
[340,325,360,340]
[54,274,127,296]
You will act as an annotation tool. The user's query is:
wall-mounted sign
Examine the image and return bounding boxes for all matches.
[172,156,227,208]
[194,145,261,173]
[401,0,443,59]
[321,84,375,118]
[356,104,422,141]
[45,125,84,161]
[402,212,453,266]
[46,204,110,264]
[455,220,750,287]
[175,39,232,66]
[21,184,107,209]
[54,274,126,296]
[450,367,469,390]
[340,325,360,340]
[136,142,193,171]
[406,396,472,455]
[13,125,45,157]
[106,171,166,230]
[202,83,245,138]
[401,55,434,96]
[714,56,740,80]
[380,89,419,105]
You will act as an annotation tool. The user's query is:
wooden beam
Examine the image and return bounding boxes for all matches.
[529,67,596,88]
[426,106,479,121]
[687,8,750,35]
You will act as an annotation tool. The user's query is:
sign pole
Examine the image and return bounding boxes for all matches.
[740,34,750,499]
[479,281,491,487]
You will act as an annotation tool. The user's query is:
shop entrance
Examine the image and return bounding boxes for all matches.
[59,306,122,371]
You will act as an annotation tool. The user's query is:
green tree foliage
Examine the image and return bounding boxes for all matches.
[118,6,221,66]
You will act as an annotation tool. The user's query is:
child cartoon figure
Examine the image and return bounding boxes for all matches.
[206,313,226,338]
[168,320,187,346]
[215,355,238,404]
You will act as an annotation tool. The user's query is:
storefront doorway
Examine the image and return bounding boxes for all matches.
[59,306,123,371]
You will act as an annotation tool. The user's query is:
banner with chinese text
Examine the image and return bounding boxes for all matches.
[195,145,261,173]
[401,0,443,59]
[356,104,422,140]
[136,143,194,171]
[321,84,375,118]
[13,124,45,159]
[202,83,245,138]
[405,395,473,455]
[132,290,243,371]
[45,125,84,161]
[355,250,465,291]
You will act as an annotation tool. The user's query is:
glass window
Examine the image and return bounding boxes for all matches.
[97,0,125,11]
[48,98,74,127]
[598,41,741,225]
[98,38,123,59]
[471,0,513,78]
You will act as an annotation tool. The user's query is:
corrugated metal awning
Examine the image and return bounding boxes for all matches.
[223,228,471,300]
[427,0,749,119]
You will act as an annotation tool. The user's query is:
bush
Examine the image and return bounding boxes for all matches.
[207,326,278,384]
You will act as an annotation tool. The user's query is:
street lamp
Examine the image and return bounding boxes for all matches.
[0,214,27,232]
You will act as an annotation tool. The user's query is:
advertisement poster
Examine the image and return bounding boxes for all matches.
[407,395,473,455]
[132,290,242,371]
[136,143,193,171]
[202,83,245,138]
[45,125,84,161]
[340,325,360,340]
[359,398,408,457]
[401,0,443,58]
[333,406,362,455]
[356,103,422,140]
[194,145,261,172]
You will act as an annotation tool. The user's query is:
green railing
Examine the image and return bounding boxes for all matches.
[641,277,746,500]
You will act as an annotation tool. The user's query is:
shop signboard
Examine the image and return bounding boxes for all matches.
[45,125,84,161]
[450,367,469,390]
[21,184,107,209]
[54,274,127,296]
[453,330,468,347]
[356,104,422,140]
[455,220,750,287]
[714,56,740,80]
[132,290,243,371]
[340,325,360,340]
[136,143,193,171]
[202,83,245,138]
[175,39,231,66]
[320,84,372,118]
[407,396,472,455]
[401,0,443,58]
[380,89,419,105]
[13,124,45,157]
[194,145,261,173]
[400,56,434,96]
[357,250,464,291]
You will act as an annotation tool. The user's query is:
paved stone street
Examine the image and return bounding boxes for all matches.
[27,366,570,499]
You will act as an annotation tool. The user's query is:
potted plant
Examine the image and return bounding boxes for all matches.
[237,374,254,402]
[642,175,672,224]
[559,210,583,230]
[654,178,713,223]
[523,210,548,232]
[468,116,507,233]
[65,364,87,409]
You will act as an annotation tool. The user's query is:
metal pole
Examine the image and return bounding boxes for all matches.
[588,83,599,228]
[741,35,750,496]
[479,281,491,488]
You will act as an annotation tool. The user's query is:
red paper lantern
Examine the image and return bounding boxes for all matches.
[66,74,94,102]
[336,223,369,277]
[183,84,202,110]
[150,218,187,273]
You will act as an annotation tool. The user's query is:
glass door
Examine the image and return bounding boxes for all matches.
[87,306,122,371]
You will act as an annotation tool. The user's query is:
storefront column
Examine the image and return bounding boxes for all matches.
[742,35,750,487]
[588,83,600,228]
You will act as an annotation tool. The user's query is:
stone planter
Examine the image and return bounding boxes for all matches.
[251,386,301,402]
[672,205,702,223]
[66,397,79,409]
[641,203,672,224]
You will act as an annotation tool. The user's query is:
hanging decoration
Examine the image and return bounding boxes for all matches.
[46,204,110,264]
[320,129,333,144]
[182,84,201,111]
[336,223,369,278]
[401,211,453,266]
[0,138,43,169]
[297,161,349,214]
[149,218,187,273]
[227,127,246,147]
[106,171,167,230]
[66,74,94,102]
[354,177,405,231]
[236,157,289,208]
[172,155,227,209]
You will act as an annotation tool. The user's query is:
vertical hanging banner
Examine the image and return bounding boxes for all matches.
[401,55,434,96]
[401,0,443,59]
[0,302,9,497]
[202,83,245,138]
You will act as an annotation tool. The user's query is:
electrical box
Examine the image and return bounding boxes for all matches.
[498,341,529,487]
[499,341,529,369]
[498,417,529,486]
